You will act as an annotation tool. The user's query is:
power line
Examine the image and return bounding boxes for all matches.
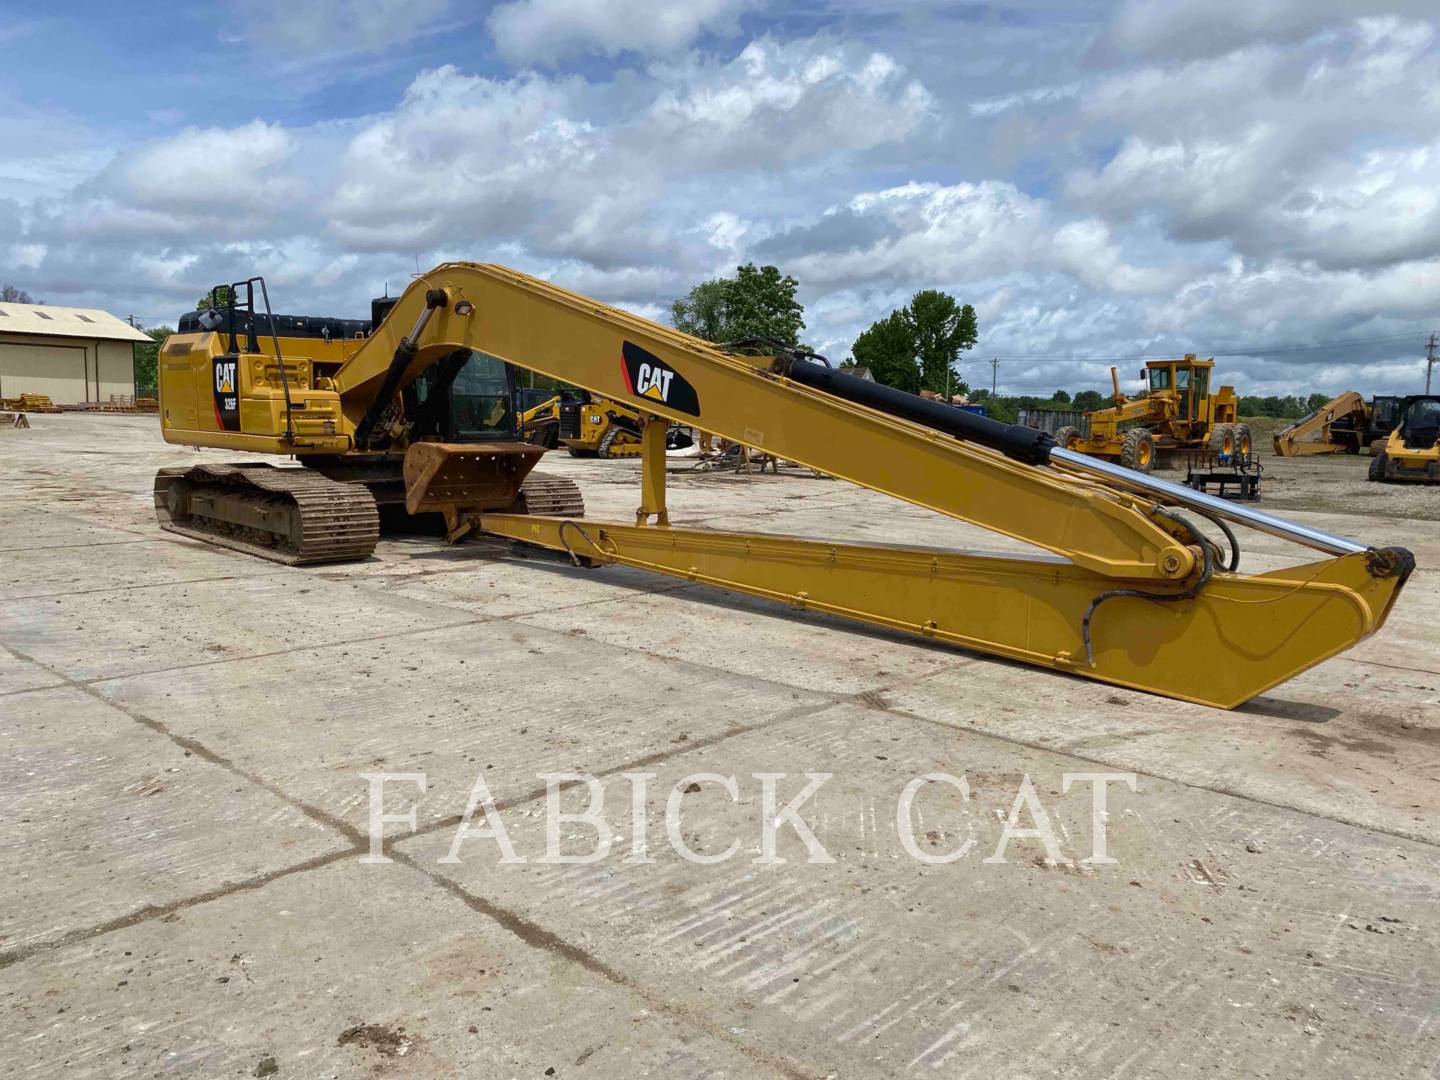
[954,332,1433,364]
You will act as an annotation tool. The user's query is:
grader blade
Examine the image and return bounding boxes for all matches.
[403,441,545,539]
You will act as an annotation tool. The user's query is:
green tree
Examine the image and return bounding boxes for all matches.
[1305,392,1330,412]
[982,395,1019,424]
[905,290,977,395]
[851,288,979,396]
[671,264,805,346]
[851,311,920,393]
[1,284,41,304]
[669,279,730,342]
[132,326,173,397]
[1051,389,1071,404]
[196,285,234,311]
[1072,389,1105,411]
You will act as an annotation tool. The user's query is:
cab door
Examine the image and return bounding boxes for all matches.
[1174,366,1194,421]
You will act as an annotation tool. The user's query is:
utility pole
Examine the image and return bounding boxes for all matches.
[990,358,999,398]
[1427,333,1437,394]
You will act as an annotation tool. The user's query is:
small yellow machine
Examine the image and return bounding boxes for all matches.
[1054,356,1246,472]
[1369,396,1440,483]
[153,266,1412,708]
[558,394,645,457]
[1272,391,1369,456]
[515,387,583,449]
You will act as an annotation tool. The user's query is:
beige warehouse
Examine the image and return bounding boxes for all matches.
[0,302,149,404]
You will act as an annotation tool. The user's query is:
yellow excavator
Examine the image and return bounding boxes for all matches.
[1271,391,1369,456]
[1054,356,1247,472]
[153,265,1413,709]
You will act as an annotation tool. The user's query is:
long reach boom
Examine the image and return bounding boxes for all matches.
[156,263,1414,708]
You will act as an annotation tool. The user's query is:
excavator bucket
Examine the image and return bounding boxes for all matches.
[403,441,546,538]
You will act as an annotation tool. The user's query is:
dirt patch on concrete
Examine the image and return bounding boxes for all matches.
[338,1023,413,1057]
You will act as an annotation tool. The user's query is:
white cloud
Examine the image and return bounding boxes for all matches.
[325,66,599,252]
[242,0,452,54]
[1095,0,1437,62]
[6,3,1438,399]
[107,121,301,215]
[489,0,753,65]
[323,40,931,264]
[765,180,1172,296]
[1066,17,1440,269]
[642,40,933,164]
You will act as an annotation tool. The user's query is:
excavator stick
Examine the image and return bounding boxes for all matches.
[402,441,546,540]
[478,514,1409,710]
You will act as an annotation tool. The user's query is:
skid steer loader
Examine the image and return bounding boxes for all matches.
[1369,396,1440,483]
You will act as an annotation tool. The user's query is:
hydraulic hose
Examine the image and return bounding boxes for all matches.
[784,358,1055,465]
[781,355,1369,557]
[1080,509,1215,667]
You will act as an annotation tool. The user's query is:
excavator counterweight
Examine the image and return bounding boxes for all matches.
[153,263,1414,708]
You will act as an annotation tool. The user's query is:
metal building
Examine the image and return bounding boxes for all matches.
[0,302,149,404]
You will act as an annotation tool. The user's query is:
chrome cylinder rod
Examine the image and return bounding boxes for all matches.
[1048,446,1367,557]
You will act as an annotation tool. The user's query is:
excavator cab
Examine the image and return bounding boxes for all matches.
[1399,398,1440,451]
[408,351,518,443]
[1144,358,1210,425]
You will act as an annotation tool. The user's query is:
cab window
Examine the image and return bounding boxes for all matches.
[411,351,514,441]
[449,352,513,439]
[1148,367,1171,392]
[1175,368,1191,390]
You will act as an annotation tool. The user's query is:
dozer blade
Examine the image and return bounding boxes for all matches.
[403,441,546,537]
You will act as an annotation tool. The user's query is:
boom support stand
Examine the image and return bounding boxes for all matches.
[636,415,669,526]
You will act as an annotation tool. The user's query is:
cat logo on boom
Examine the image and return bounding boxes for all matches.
[619,341,701,417]
[212,357,240,432]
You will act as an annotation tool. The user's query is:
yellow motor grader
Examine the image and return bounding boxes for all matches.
[1054,356,1248,473]
[151,267,1412,709]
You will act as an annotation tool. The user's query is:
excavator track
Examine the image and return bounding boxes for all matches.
[512,472,585,517]
[154,463,379,565]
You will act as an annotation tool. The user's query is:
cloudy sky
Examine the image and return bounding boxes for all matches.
[2,0,1438,397]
